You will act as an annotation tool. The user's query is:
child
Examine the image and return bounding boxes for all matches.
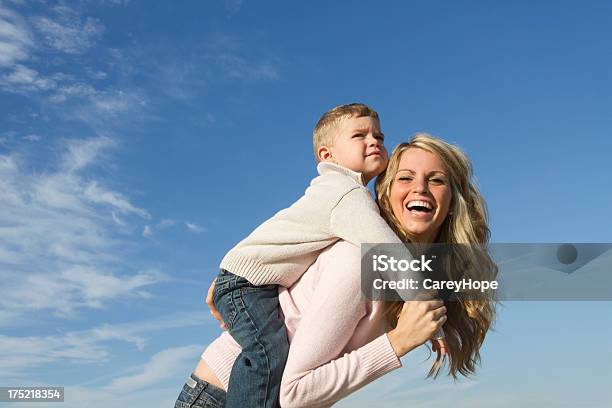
[212,103,411,408]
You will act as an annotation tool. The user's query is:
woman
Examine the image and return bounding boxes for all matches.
[175,133,496,407]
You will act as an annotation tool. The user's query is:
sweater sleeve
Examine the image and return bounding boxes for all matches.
[279,242,402,408]
[329,187,404,245]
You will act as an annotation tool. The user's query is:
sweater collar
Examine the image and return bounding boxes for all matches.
[317,162,366,186]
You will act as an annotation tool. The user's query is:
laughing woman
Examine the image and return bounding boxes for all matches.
[176,134,496,408]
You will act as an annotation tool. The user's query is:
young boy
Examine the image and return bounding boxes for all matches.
[211,103,409,408]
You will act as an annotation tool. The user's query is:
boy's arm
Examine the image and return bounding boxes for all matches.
[330,187,404,245]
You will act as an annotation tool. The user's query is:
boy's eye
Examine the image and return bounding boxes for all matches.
[352,133,365,138]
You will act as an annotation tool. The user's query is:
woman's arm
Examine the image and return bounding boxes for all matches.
[279,242,402,408]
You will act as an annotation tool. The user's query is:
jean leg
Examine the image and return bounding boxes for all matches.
[214,270,239,330]
[215,274,288,408]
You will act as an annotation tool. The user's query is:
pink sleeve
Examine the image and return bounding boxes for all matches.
[279,242,402,408]
[201,331,241,389]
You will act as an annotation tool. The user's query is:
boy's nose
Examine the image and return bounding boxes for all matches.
[367,135,380,146]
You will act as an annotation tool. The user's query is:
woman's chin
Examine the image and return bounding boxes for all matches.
[400,220,440,242]
[405,209,435,221]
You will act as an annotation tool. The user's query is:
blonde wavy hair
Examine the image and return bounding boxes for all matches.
[375,133,497,379]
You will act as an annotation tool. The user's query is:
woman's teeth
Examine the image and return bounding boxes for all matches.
[406,200,433,212]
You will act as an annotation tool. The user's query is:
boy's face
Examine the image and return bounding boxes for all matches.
[327,115,388,184]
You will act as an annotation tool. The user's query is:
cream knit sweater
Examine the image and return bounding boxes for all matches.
[219,162,403,286]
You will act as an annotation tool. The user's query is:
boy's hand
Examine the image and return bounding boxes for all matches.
[205,278,226,330]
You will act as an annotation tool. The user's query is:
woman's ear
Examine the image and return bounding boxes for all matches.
[317,146,335,163]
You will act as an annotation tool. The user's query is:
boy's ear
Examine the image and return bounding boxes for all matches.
[317,146,334,162]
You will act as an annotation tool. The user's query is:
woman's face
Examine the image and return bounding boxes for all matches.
[389,148,452,243]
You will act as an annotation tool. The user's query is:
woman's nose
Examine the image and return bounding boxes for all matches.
[413,177,429,193]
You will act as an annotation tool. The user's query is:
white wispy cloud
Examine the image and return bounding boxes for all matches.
[142,225,153,239]
[225,0,243,14]
[105,344,203,393]
[111,211,126,226]
[185,221,205,234]
[22,133,41,141]
[0,332,111,373]
[340,362,478,408]
[33,5,104,54]
[102,0,132,6]
[148,33,280,102]
[142,218,182,239]
[215,53,278,80]
[88,89,147,116]
[0,137,157,320]
[84,181,151,219]
[45,385,181,408]
[387,379,477,401]
[63,135,115,171]
[86,68,108,80]
[0,3,148,128]
[0,5,53,96]
[200,32,280,82]
[32,343,202,407]
[47,84,149,127]
[150,61,204,100]
[48,82,96,102]
[0,3,105,99]
[0,311,210,375]
[0,4,34,67]
[157,218,176,229]
[0,64,56,92]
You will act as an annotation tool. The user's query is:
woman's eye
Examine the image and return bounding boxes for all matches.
[398,176,413,181]
[430,178,445,184]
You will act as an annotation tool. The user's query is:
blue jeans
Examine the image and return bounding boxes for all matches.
[175,373,226,408]
[213,269,289,408]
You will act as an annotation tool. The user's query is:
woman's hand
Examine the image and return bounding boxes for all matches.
[387,300,447,357]
[205,278,226,329]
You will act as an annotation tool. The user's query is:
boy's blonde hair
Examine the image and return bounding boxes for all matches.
[313,103,380,161]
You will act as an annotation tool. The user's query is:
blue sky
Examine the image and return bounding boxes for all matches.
[0,0,611,406]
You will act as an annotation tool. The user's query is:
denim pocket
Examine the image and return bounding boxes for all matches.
[175,381,199,407]
[214,269,234,291]
[174,375,225,408]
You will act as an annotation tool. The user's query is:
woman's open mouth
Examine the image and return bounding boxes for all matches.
[406,200,434,218]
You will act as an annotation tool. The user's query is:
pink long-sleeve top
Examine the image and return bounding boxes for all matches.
[201,241,402,408]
